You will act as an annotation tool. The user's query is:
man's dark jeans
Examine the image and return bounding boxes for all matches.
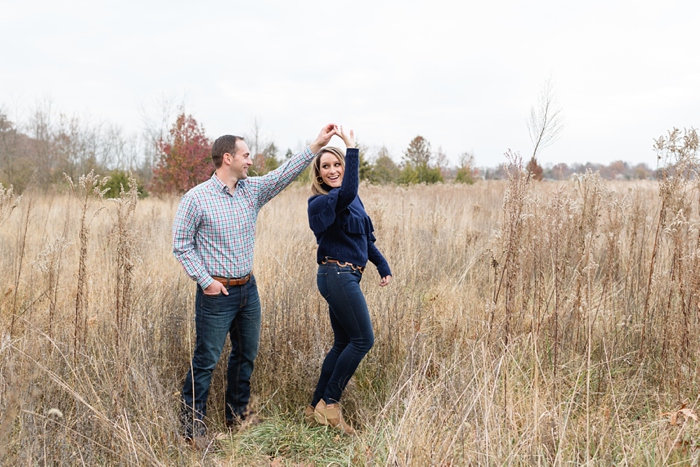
[312,263,374,406]
[181,276,260,437]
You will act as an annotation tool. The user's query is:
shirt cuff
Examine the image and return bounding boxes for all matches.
[377,264,392,278]
[200,276,214,289]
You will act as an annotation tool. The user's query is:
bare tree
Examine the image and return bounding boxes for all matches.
[138,95,180,182]
[527,78,564,179]
[434,145,449,172]
[0,109,26,188]
[101,124,141,171]
[456,151,477,184]
[245,117,279,175]
[458,150,475,169]
[28,98,54,173]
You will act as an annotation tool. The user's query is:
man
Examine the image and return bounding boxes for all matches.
[172,123,337,441]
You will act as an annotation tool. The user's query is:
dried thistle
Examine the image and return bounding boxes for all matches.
[0,183,21,226]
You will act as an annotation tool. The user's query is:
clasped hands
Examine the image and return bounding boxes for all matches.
[311,123,355,153]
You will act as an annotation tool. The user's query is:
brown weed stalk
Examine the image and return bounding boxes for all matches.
[65,171,108,362]
[645,128,700,378]
[109,173,139,351]
[33,234,71,339]
[9,189,34,336]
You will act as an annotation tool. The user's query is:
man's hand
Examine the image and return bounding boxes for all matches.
[379,275,392,287]
[309,123,338,154]
[203,281,228,296]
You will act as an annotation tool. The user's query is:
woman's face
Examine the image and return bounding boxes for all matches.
[319,152,344,188]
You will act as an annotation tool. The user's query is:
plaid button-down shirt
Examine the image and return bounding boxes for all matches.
[173,147,314,289]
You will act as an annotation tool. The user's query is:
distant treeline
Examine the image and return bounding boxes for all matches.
[0,105,658,196]
[480,160,657,182]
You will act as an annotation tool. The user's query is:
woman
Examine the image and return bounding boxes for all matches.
[305,127,392,435]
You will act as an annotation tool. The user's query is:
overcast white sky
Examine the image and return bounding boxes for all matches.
[1,0,698,168]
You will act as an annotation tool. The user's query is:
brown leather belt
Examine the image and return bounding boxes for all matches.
[321,258,365,273]
[211,272,252,287]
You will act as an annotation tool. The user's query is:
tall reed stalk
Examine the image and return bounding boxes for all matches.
[9,189,33,336]
[64,171,108,362]
[110,173,139,351]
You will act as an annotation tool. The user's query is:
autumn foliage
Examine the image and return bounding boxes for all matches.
[150,113,212,194]
[526,155,544,181]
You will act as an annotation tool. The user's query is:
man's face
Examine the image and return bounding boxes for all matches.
[228,141,252,180]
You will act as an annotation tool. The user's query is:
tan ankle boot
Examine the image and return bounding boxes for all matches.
[314,400,355,435]
[313,400,330,426]
[304,405,317,426]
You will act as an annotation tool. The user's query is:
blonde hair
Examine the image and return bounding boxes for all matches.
[311,147,346,195]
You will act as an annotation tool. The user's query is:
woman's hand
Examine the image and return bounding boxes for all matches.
[339,125,355,149]
[379,275,392,287]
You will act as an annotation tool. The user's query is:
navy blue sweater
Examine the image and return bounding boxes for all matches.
[308,148,391,278]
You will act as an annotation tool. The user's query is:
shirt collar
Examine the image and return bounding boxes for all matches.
[211,172,246,194]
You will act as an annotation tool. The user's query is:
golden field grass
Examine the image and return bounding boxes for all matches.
[1,167,700,466]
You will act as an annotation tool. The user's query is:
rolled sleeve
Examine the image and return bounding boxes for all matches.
[253,147,315,207]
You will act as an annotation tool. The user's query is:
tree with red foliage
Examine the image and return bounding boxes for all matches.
[150,113,212,194]
[526,156,544,181]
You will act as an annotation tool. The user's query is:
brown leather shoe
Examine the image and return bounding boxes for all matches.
[313,400,355,435]
[226,412,261,432]
[183,435,210,451]
[239,412,262,431]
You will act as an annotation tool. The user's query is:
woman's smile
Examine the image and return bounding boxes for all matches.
[319,152,344,187]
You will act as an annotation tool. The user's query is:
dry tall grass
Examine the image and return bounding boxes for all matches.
[1,135,700,465]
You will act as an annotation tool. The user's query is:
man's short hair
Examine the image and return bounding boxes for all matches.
[212,135,245,169]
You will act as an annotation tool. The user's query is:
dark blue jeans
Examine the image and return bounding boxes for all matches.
[312,263,374,406]
[181,276,260,436]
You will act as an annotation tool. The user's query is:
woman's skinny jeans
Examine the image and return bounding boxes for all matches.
[312,262,374,405]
